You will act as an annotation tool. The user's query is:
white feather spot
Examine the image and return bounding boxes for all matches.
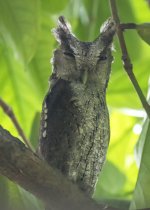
[42,130,47,138]
[99,157,104,163]
[44,121,47,128]
[44,114,48,120]
[44,103,47,109]
[44,108,48,114]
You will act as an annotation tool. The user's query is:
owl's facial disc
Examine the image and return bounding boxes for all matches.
[52,16,115,70]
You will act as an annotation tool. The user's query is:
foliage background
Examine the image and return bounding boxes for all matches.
[0,0,150,209]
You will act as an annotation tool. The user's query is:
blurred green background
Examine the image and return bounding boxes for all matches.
[0,0,150,209]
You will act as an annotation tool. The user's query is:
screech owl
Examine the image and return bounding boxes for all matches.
[39,16,116,196]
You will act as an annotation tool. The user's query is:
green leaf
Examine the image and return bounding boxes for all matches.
[0,1,150,209]
[94,161,130,209]
[0,0,40,63]
[105,111,139,199]
[0,43,41,136]
[0,176,9,210]
[135,118,150,167]
[42,0,69,13]
[94,161,126,199]
[30,112,41,149]
[130,118,150,210]
[28,15,55,99]
[0,177,44,210]
[136,23,150,45]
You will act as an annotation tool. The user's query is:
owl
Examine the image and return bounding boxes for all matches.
[39,16,115,196]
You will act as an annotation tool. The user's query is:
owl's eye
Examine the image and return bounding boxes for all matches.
[98,55,107,61]
[63,51,75,58]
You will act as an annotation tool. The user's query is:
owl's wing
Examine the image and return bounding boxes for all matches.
[39,78,75,169]
[45,78,71,112]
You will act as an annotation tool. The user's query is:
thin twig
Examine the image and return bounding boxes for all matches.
[0,98,34,151]
[109,0,150,118]
[120,23,137,30]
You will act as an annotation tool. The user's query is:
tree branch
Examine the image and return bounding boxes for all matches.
[0,125,118,210]
[0,98,34,151]
[0,125,149,210]
[109,0,150,118]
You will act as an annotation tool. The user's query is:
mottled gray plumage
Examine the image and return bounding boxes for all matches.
[39,16,115,196]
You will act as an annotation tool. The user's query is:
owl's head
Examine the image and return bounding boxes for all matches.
[51,16,116,90]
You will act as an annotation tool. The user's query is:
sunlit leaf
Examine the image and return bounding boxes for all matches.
[0,0,150,209]
[94,161,126,199]
[94,161,130,209]
[42,0,69,13]
[130,118,150,210]
[135,118,149,167]
[0,45,41,136]
[0,0,40,63]
[28,15,55,99]
[107,111,139,197]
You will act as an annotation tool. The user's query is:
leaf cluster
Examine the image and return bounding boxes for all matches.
[0,0,150,209]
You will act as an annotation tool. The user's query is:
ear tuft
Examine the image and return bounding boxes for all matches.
[52,16,72,44]
[100,18,116,37]
[58,16,72,33]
